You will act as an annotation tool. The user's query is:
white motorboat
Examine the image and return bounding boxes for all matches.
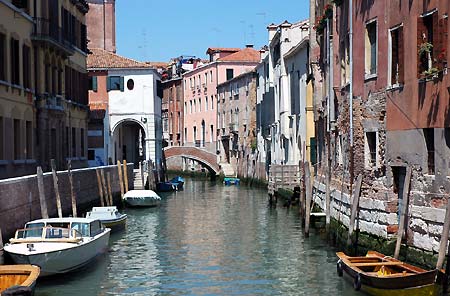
[3,217,111,277]
[86,206,127,231]
[123,190,161,207]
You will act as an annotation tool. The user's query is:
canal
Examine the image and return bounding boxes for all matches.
[35,178,358,295]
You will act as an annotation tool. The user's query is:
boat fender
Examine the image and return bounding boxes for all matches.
[336,259,343,277]
[353,273,362,291]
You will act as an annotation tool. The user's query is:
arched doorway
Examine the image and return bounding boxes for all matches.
[112,119,146,167]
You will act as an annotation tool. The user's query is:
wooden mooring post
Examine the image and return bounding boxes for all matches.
[140,161,145,188]
[67,160,77,217]
[107,172,113,206]
[117,161,125,198]
[347,174,363,247]
[51,159,63,218]
[394,166,412,259]
[37,166,49,219]
[123,160,129,193]
[100,169,109,206]
[96,169,105,206]
[304,162,312,237]
[436,195,450,270]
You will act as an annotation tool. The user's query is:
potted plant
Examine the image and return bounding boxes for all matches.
[418,42,433,57]
[422,67,440,80]
[324,4,333,19]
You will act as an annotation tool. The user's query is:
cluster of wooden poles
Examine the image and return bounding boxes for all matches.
[302,162,450,276]
[0,160,131,257]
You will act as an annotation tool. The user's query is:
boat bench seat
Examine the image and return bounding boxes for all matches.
[352,262,404,267]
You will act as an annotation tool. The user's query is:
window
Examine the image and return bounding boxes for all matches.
[211,95,214,109]
[365,132,377,167]
[389,26,404,85]
[204,73,208,85]
[26,121,32,159]
[10,38,20,85]
[127,79,134,90]
[12,0,28,12]
[365,20,377,76]
[205,97,208,111]
[417,11,443,76]
[107,76,124,91]
[22,45,31,89]
[88,149,95,161]
[190,100,192,114]
[72,127,76,157]
[226,69,234,81]
[88,76,98,92]
[198,98,201,112]
[80,128,85,157]
[210,125,213,142]
[210,70,213,82]
[14,119,20,160]
[341,36,350,85]
[423,128,435,174]
[0,33,5,81]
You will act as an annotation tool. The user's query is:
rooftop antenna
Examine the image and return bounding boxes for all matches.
[138,29,148,60]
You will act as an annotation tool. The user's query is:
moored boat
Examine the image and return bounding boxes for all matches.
[336,251,441,295]
[224,177,240,185]
[123,189,161,207]
[4,218,111,277]
[156,176,184,192]
[86,206,127,231]
[0,264,40,294]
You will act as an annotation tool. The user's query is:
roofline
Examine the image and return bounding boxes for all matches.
[217,69,257,87]
[283,37,309,59]
[88,67,159,72]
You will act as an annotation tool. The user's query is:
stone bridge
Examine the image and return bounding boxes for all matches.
[164,146,220,175]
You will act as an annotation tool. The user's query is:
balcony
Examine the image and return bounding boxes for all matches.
[32,18,74,55]
[37,93,65,112]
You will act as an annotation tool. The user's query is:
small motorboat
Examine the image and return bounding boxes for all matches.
[86,206,127,231]
[123,190,161,207]
[4,218,111,277]
[336,251,441,295]
[224,177,240,185]
[156,176,184,192]
[0,265,40,294]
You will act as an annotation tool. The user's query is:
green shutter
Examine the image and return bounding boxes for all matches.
[106,76,111,92]
[310,137,317,165]
[93,76,98,92]
[120,76,124,92]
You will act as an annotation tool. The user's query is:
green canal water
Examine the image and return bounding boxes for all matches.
[35,178,359,295]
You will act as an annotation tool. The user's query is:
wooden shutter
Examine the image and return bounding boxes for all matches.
[417,16,426,77]
[432,12,440,69]
[92,76,98,92]
[119,77,124,92]
[437,17,448,70]
[398,26,404,84]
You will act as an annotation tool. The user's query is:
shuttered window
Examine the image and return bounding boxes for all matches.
[390,26,404,85]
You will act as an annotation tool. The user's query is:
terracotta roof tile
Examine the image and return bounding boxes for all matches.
[145,61,169,68]
[218,48,260,62]
[87,48,151,69]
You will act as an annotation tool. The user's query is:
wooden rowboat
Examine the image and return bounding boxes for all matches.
[0,264,40,294]
[336,251,441,296]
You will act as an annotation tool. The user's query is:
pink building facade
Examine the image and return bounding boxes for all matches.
[182,47,260,155]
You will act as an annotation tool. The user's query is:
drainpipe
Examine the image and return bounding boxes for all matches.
[349,0,354,186]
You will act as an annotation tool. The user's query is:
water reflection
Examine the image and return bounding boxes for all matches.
[36,179,358,296]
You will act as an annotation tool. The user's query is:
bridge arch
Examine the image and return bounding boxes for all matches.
[164,146,220,175]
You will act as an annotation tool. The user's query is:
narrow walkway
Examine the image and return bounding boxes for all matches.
[133,169,147,190]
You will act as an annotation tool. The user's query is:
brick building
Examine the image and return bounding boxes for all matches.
[217,70,257,178]
[85,0,116,52]
[311,0,450,259]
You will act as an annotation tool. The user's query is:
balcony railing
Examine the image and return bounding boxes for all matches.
[32,18,74,55]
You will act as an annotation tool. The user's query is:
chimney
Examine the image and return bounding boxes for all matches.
[267,23,278,43]
[246,44,254,48]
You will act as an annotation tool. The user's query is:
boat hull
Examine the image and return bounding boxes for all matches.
[100,215,127,231]
[0,264,40,294]
[337,251,441,296]
[124,197,160,207]
[5,229,110,277]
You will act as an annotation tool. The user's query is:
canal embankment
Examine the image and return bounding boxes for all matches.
[0,163,134,241]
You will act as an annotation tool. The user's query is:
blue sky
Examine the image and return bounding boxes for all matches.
[116,0,309,62]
